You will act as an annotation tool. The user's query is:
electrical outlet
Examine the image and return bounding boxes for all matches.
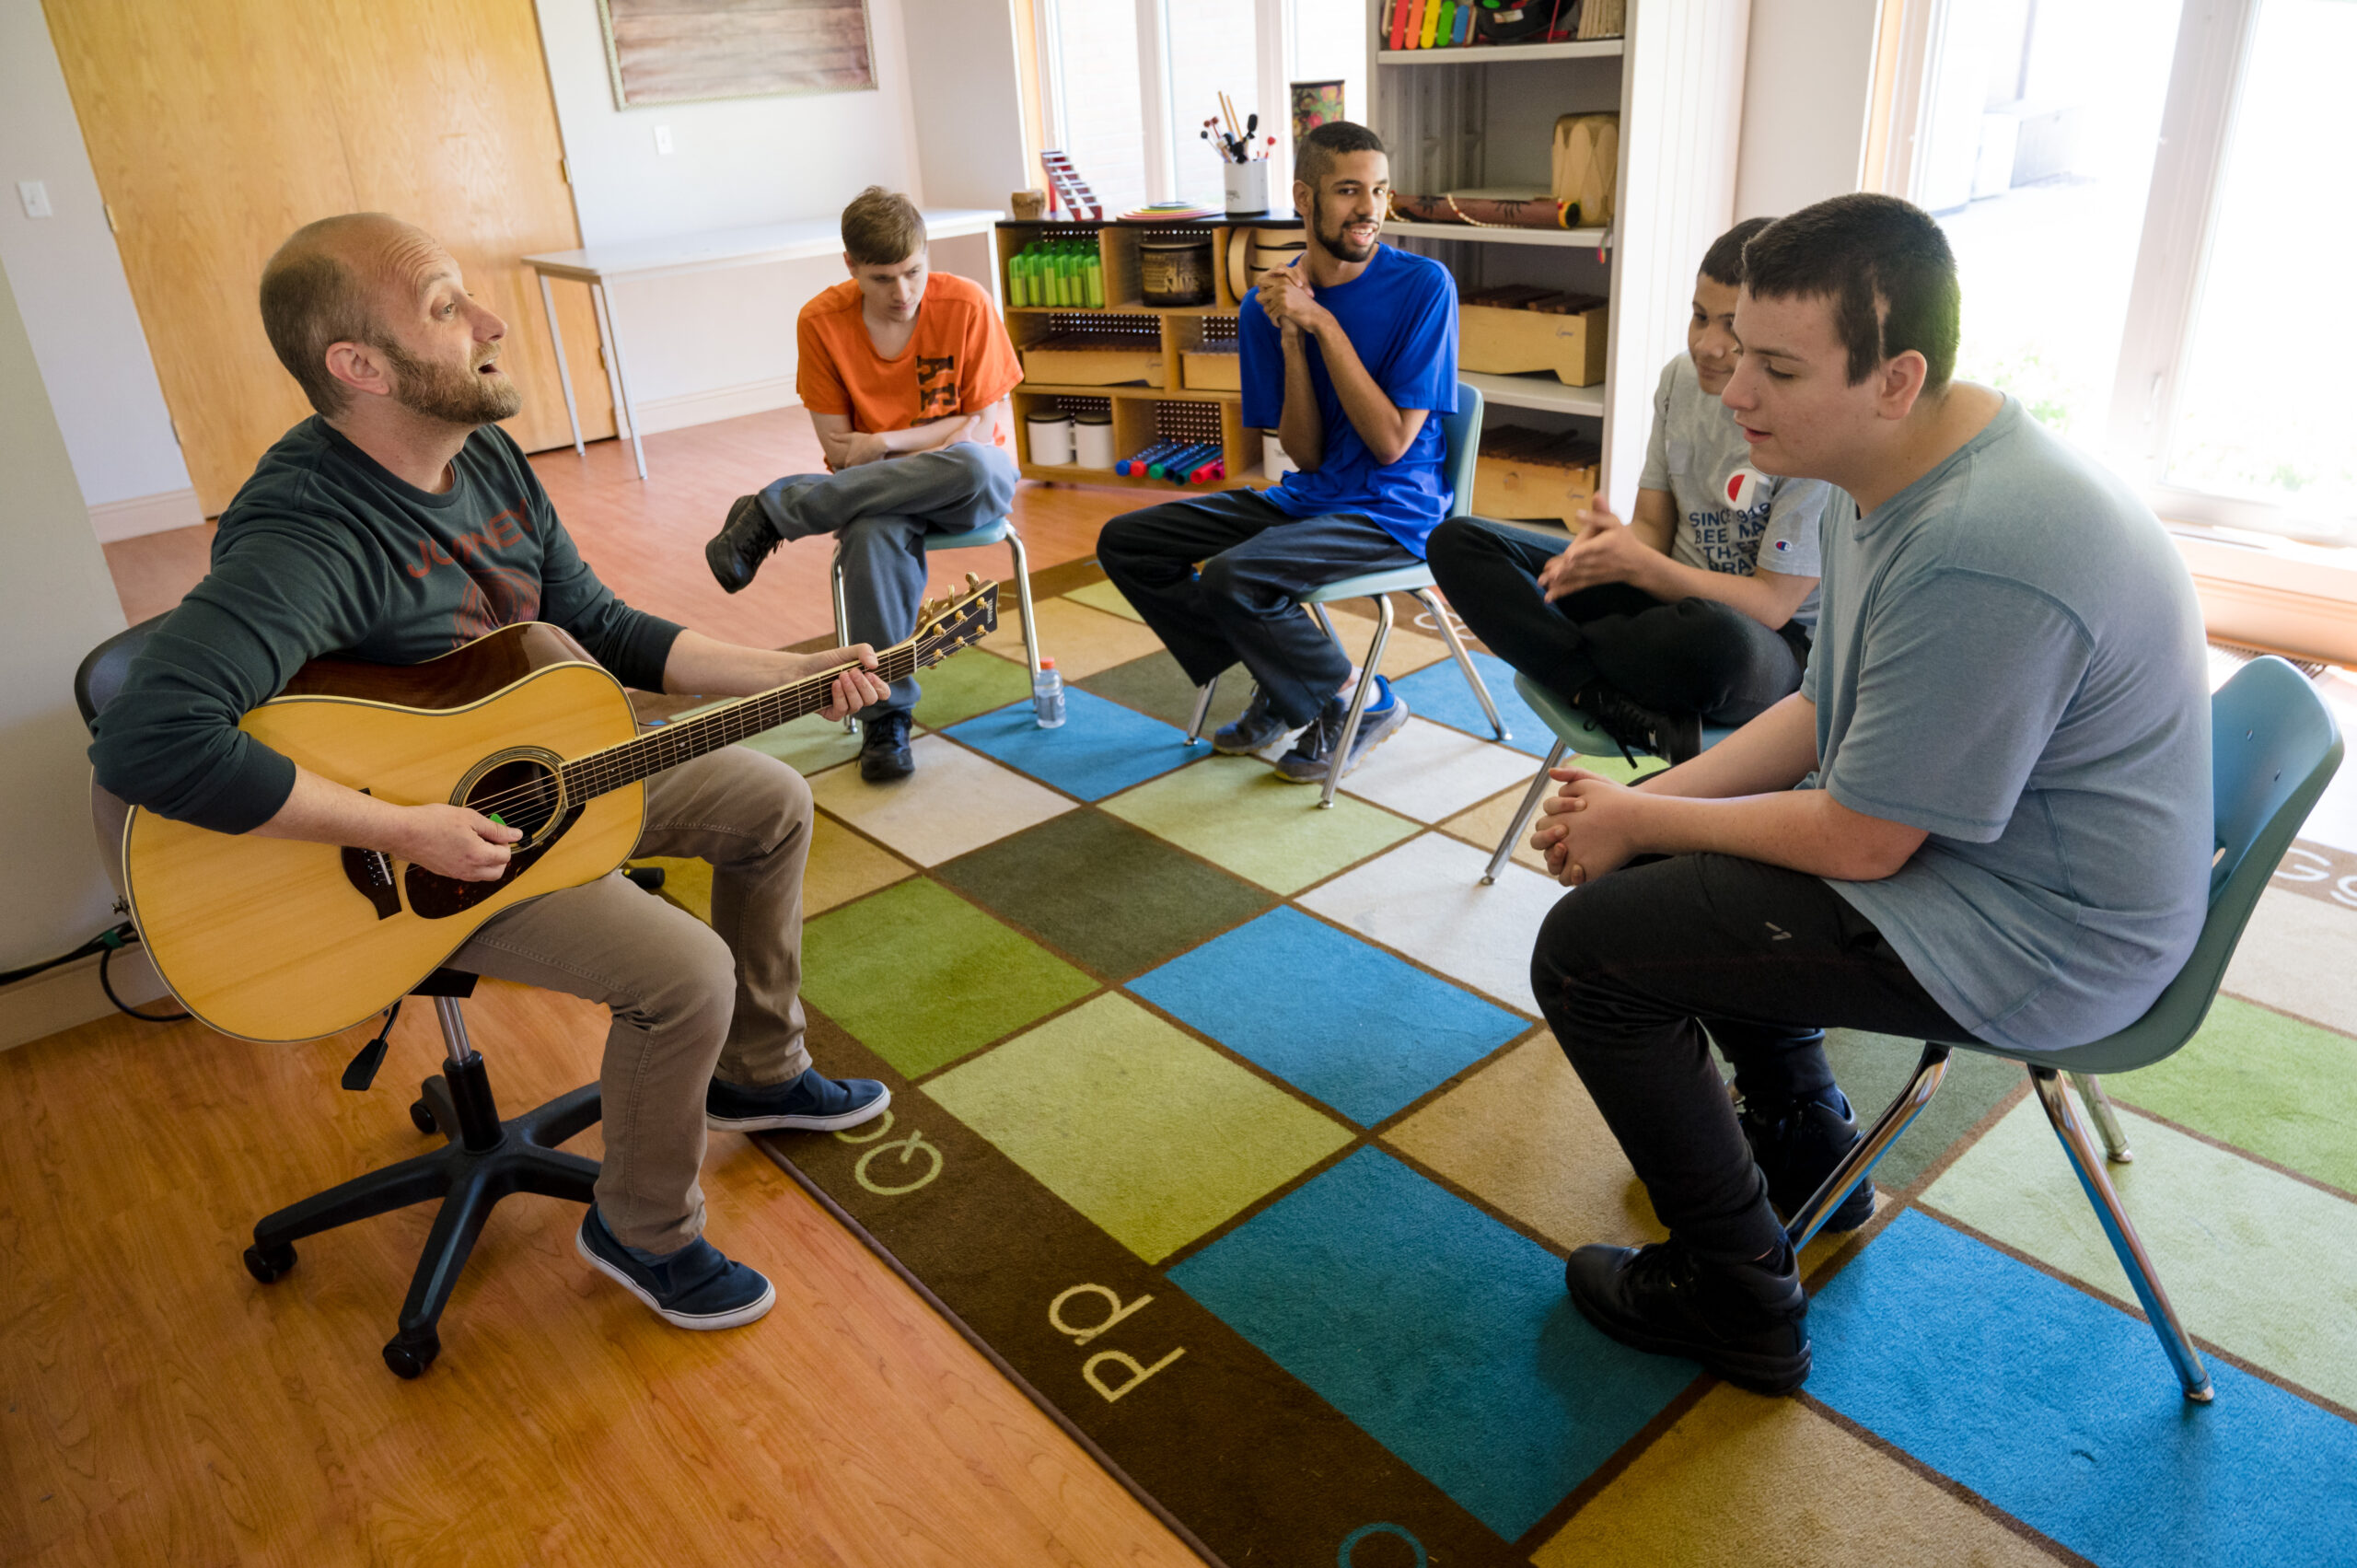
[18,180,52,219]
[653,124,673,156]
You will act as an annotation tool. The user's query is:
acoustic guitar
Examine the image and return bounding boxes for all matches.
[119,581,1000,1043]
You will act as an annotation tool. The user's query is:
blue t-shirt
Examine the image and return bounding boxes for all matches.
[1238,244,1459,554]
[1800,397,2212,1053]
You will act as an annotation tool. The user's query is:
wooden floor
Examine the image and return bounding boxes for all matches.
[29,413,1195,1566]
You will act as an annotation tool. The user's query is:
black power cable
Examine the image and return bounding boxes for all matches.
[2,919,189,1023]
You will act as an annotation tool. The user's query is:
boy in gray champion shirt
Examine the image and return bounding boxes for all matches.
[1523,195,2210,1394]
[1428,218,1841,763]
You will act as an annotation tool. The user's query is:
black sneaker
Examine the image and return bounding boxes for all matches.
[1212,685,1289,755]
[1565,1235,1811,1394]
[1740,1089,1875,1234]
[1573,685,1704,765]
[704,494,781,594]
[859,712,915,783]
[575,1205,775,1330]
[1273,679,1410,784]
[706,1066,890,1132]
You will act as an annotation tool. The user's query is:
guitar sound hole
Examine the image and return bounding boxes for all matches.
[463,759,563,843]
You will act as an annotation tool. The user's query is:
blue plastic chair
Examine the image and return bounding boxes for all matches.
[830,517,1040,729]
[1482,671,1739,882]
[1183,382,1510,807]
[1784,656,2342,1403]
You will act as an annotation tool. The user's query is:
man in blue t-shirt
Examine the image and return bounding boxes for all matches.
[1097,121,1458,783]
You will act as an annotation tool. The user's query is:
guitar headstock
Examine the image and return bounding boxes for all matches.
[911,575,1001,673]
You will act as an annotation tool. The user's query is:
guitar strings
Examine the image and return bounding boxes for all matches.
[435,621,975,824]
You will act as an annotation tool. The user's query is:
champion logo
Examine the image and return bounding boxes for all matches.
[1773,539,1792,552]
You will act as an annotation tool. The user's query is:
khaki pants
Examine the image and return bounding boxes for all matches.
[449,746,812,1253]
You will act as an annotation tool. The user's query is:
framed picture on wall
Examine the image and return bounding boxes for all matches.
[598,0,876,108]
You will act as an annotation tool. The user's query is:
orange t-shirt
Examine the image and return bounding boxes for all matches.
[795,273,1023,444]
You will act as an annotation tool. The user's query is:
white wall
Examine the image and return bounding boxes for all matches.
[900,0,1029,213]
[0,254,131,974]
[0,0,198,534]
[533,0,931,420]
[1733,0,1883,221]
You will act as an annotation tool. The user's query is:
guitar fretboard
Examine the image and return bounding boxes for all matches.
[559,643,925,803]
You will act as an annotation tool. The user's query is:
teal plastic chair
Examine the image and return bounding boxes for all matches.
[830,517,1040,730]
[1785,656,2342,1403]
[1183,382,1509,807]
[1482,670,1740,883]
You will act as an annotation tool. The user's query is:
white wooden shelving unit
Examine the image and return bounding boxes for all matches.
[1365,0,1751,505]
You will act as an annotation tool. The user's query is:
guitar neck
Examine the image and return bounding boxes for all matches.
[560,643,922,802]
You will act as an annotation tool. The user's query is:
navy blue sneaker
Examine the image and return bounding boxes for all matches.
[1212,685,1289,755]
[1739,1088,1875,1233]
[705,1066,890,1132]
[1273,678,1409,784]
[575,1206,775,1330]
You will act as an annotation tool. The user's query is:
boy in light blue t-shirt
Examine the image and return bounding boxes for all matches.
[1523,195,2210,1397]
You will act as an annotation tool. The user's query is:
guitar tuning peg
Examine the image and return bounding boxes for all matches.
[965,572,981,592]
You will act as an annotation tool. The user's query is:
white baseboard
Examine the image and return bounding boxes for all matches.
[88,488,204,542]
[628,376,801,436]
[0,945,171,1052]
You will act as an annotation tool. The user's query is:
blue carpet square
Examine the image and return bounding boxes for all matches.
[1810,1209,2357,1568]
[1168,1148,1695,1541]
[1129,907,1525,1126]
[945,687,1197,801]
[1391,650,1550,756]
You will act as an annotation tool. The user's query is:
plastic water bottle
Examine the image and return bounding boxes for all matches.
[1032,656,1066,728]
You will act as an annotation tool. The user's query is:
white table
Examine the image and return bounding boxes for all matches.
[523,207,1002,480]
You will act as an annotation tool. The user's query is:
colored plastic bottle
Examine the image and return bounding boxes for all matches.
[1032,656,1066,728]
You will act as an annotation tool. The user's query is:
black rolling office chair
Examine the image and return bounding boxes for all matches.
[76,616,603,1378]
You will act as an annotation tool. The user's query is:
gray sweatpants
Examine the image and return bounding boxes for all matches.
[449,746,812,1254]
[754,441,1020,718]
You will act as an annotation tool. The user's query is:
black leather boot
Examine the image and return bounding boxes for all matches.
[705,494,781,594]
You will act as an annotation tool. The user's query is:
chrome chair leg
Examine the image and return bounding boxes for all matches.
[1185,672,1220,746]
[1484,738,1566,884]
[1004,528,1042,677]
[1309,602,1345,653]
[2030,1067,2212,1402]
[1786,1042,1952,1253]
[1415,587,1508,741]
[2072,1072,2133,1163]
[1322,595,1394,809]
[830,551,856,733]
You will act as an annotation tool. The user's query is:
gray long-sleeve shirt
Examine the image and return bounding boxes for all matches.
[89,417,682,834]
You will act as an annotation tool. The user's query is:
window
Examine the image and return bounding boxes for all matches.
[1886,0,2354,545]
[1031,0,1350,213]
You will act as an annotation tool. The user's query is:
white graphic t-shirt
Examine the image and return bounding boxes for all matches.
[1636,355,1839,629]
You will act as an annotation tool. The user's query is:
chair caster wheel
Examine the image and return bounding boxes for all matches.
[244,1242,296,1283]
[383,1327,439,1379]
[410,1098,437,1134]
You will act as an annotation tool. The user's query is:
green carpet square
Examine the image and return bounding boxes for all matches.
[1064,578,1144,621]
[1103,757,1420,895]
[925,993,1353,1262]
[2105,994,2357,1195]
[934,811,1274,980]
[1814,1029,2025,1192]
[914,647,1037,729]
[802,878,1097,1077]
[739,715,862,775]
[1079,650,1253,733]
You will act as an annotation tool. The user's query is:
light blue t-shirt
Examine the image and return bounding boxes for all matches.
[1801,397,2211,1052]
[1239,243,1459,554]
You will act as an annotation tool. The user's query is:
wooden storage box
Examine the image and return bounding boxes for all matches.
[1472,425,1601,526]
[1459,286,1608,388]
[1180,349,1241,391]
[1020,343,1167,388]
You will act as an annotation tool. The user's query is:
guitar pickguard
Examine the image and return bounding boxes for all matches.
[402,803,586,919]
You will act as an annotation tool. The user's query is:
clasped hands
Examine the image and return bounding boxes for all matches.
[1255,265,1334,340]
[1530,766,1648,887]
[1536,498,1653,600]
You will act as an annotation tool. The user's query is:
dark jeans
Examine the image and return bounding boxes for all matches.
[1426,517,1809,723]
[1097,491,1419,727]
[1530,853,1974,1262]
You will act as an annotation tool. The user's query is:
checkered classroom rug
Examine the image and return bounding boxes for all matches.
[641,567,2357,1568]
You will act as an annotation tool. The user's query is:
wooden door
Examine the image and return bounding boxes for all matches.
[44,0,617,516]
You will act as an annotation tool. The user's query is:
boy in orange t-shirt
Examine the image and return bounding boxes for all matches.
[705,187,1023,782]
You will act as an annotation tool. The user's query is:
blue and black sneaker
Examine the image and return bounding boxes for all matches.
[575,1205,775,1330]
[1273,678,1409,784]
[1212,684,1290,755]
[705,1065,890,1133]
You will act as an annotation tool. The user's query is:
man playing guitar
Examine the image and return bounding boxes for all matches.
[90,214,892,1332]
